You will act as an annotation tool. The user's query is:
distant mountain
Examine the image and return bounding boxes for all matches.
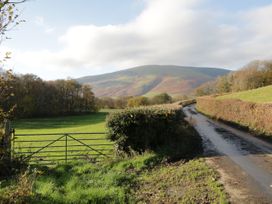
[77,65,230,97]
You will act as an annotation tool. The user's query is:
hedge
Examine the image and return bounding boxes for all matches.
[178,99,196,107]
[106,105,202,159]
[196,96,272,136]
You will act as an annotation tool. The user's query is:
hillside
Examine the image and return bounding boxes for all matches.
[217,85,272,103]
[77,65,230,97]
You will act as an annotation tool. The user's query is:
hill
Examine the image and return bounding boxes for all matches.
[217,85,272,103]
[77,65,230,97]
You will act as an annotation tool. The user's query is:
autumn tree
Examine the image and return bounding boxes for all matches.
[0,70,15,122]
[215,75,231,93]
[9,75,98,118]
[0,0,26,111]
[127,96,149,107]
[97,97,115,109]
[151,93,172,105]
[0,0,27,170]
[195,60,272,96]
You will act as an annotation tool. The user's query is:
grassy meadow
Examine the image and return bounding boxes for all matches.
[217,85,272,103]
[12,110,115,165]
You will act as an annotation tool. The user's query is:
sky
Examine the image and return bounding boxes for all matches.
[2,0,272,80]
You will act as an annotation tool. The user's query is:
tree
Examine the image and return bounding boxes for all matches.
[0,0,26,66]
[194,59,272,96]
[0,0,26,120]
[114,96,130,109]
[127,96,149,107]
[215,76,231,93]
[151,93,172,105]
[82,84,97,112]
[0,70,15,122]
[7,75,98,118]
[0,0,26,35]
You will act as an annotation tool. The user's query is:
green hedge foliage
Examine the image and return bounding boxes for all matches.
[106,105,202,159]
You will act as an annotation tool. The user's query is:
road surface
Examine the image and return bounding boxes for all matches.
[183,105,272,203]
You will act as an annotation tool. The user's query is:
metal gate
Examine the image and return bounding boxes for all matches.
[12,131,114,165]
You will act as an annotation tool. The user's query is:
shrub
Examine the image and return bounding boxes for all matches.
[106,105,202,159]
[0,168,36,203]
[196,96,272,136]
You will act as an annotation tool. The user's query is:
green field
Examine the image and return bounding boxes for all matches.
[217,85,272,103]
[12,110,115,165]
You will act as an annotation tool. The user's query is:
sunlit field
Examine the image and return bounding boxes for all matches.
[217,85,272,103]
[11,110,115,165]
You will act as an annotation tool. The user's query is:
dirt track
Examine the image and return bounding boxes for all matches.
[183,105,272,204]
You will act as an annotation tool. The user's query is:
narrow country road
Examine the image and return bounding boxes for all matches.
[183,105,272,203]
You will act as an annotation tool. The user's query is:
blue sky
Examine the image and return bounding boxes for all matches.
[3,0,272,79]
[7,0,144,50]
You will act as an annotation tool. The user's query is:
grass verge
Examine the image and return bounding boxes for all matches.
[0,153,228,204]
[135,158,228,204]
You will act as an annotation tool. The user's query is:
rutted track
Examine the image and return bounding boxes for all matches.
[183,105,272,203]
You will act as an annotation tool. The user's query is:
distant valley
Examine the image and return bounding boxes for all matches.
[77,65,230,97]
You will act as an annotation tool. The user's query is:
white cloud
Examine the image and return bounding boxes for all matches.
[9,0,272,79]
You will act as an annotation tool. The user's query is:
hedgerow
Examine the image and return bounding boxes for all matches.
[196,96,272,136]
[106,105,202,159]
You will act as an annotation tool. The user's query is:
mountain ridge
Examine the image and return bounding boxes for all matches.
[77,65,230,97]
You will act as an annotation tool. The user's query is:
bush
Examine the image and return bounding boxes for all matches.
[106,105,202,159]
[0,156,27,181]
[0,168,36,204]
[196,96,272,136]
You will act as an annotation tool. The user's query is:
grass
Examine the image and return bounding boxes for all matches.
[0,153,228,204]
[217,85,272,103]
[1,108,228,203]
[11,110,115,165]
[135,159,228,204]
[13,111,109,134]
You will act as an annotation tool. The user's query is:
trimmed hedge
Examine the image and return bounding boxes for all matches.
[196,96,272,136]
[106,105,202,159]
